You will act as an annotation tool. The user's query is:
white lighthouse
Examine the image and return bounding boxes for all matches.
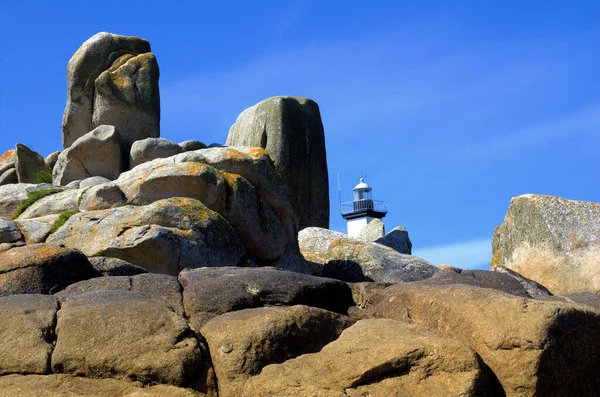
[340,177,388,237]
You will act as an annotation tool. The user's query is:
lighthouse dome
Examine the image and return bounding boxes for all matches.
[354,178,371,191]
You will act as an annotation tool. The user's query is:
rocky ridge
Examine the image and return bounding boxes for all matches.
[0,32,599,396]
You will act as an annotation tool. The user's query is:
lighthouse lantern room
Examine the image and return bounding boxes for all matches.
[340,177,388,237]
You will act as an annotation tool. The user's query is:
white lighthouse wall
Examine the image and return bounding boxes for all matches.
[347,217,376,238]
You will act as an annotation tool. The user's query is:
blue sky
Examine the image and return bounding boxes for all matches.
[1,1,598,269]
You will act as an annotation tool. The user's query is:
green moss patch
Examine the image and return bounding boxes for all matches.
[34,169,53,184]
[50,210,79,234]
[12,188,64,219]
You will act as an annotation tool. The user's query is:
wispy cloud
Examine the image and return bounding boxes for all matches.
[413,238,492,270]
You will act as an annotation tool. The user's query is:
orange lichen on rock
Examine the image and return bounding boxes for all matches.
[0,149,15,163]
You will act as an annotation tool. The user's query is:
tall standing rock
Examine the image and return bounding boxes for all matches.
[61,32,159,149]
[226,96,329,229]
[492,194,600,294]
[93,52,160,148]
[14,144,48,184]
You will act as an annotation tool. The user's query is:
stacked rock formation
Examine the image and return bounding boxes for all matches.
[1,32,600,396]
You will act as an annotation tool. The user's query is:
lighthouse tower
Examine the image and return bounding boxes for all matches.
[340,177,388,237]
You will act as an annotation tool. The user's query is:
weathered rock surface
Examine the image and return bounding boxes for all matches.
[0,374,203,397]
[242,319,498,397]
[201,305,351,397]
[179,267,353,330]
[0,217,23,244]
[79,175,111,188]
[0,168,18,186]
[93,52,160,148]
[13,214,59,244]
[118,161,288,262]
[299,227,436,282]
[16,188,80,219]
[47,197,245,275]
[367,283,600,396]
[44,151,60,170]
[0,149,16,175]
[418,268,532,298]
[53,125,126,186]
[61,32,152,148]
[87,256,148,276]
[14,144,48,184]
[358,218,385,241]
[377,225,412,254]
[226,96,329,230]
[79,182,127,211]
[0,244,98,296]
[56,273,184,315]
[492,194,600,294]
[492,266,553,298]
[0,183,55,219]
[0,294,59,375]
[180,140,207,152]
[130,138,182,168]
[51,291,201,387]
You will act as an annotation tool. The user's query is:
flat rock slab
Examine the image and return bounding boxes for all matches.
[242,318,498,397]
[367,283,600,396]
[51,290,202,386]
[0,294,59,375]
[16,189,80,219]
[416,268,532,298]
[14,144,47,184]
[0,244,98,296]
[201,305,351,397]
[55,273,184,315]
[0,374,202,396]
[179,267,353,330]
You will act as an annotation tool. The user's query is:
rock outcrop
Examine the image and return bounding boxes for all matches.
[3,30,600,397]
[201,305,351,397]
[14,144,48,184]
[53,125,126,186]
[377,225,412,254]
[0,244,99,296]
[226,96,329,230]
[358,218,385,240]
[299,227,436,282]
[130,137,183,168]
[492,194,600,294]
[62,32,158,149]
[242,319,499,396]
[47,197,245,275]
[366,283,600,396]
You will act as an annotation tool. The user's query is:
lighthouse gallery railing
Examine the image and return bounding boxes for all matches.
[340,200,388,215]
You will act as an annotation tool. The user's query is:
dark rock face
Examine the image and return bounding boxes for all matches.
[87,256,148,276]
[61,32,156,149]
[179,267,353,330]
[492,194,600,294]
[226,96,329,230]
[377,226,412,254]
[14,144,48,184]
[0,244,99,296]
